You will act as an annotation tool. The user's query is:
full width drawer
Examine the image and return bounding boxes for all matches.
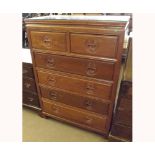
[42,100,107,132]
[70,33,118,58]
[30,31,67,52]
[23,77,37,93]
[40,86,110,115]
[23,91,40,107]
[37,70,113,100]
[34,52,115,81]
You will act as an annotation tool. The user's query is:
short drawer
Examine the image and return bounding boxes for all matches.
[42,100,107,132]
[37,70,113,100]
[70,33,118,58]
[34,52,115,81]
[23,91,40,107]
[23,77,37,93]
[23,63,34,78]
[40,86,110,115]
[30,31,67,52]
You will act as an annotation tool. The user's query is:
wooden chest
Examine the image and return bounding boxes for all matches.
[25,15,129,136]
[22,62,40,110]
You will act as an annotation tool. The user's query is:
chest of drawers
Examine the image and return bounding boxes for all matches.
[25,15,129,136]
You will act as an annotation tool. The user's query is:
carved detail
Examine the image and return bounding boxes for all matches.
[86,62,96,76]
[85,39,98,53]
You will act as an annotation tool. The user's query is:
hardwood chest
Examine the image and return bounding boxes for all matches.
[25,15,129,136]
[22,62,40,110]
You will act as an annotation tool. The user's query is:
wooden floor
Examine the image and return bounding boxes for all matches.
[22,107,108,142]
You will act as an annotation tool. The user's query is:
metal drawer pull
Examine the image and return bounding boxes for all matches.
[46,57,55,68]
[42,36,52,47]
[85,116,93,125]
[86,83,95,95]
[86,62,96,76]
[84,100,93,110]
[23,69,28,74]
[47,76,56,86]
[52,105,59,114]
[24,82,31,88]
[49,91,57,100]
[85,39,98,53]
[27,97,34,102]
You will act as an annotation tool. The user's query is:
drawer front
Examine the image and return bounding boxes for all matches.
[30,31,67,52]
[23,91,40,107]
[40,86,110,115]
[111,124,132,141]
[37,70,113,100]
[34,52,115,81]
[114,109,132,126]
[42,100,107,131]
[23,77,37,93]
[23,63,34,78]
[118,98,132,111]
[70,33,118,58]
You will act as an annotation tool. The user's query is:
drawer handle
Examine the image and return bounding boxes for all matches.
[86,62,96,76]
[84,100,93,110]
[85,39,98,53]
[24,82,31,88]
[42,36,51,47]
[47,76,56,87]
[85,116,93,125]
[27,97,34,102]
[23,69,28,74]
[49,91,57,100]
[52,105,59,114]
[86,83,95,95]
[46,57,55,68]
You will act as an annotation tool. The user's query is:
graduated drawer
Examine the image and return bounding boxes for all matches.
[23,77,37,93]
[42,100,107,132]
[23,91,40,107]
[30,31,67,52]
[70,33,118,58]
[37,70,113,100]
[40,86,110,115]
[23,63,34,78]
[34,52,115,81]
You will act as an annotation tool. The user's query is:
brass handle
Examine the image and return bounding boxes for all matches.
[86,83,95,95]
[85,116,93,125]
[47,76,56,87]
[42,36,51,47]
[46,57,55,68]
[24,82,31,88]
[27,97,34,102]
[86,62,96,76]
[84,100,93,110]
[49,91,57,100]
[85,39,98,53]
[23,69,28,74]
[52,105,59,114]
